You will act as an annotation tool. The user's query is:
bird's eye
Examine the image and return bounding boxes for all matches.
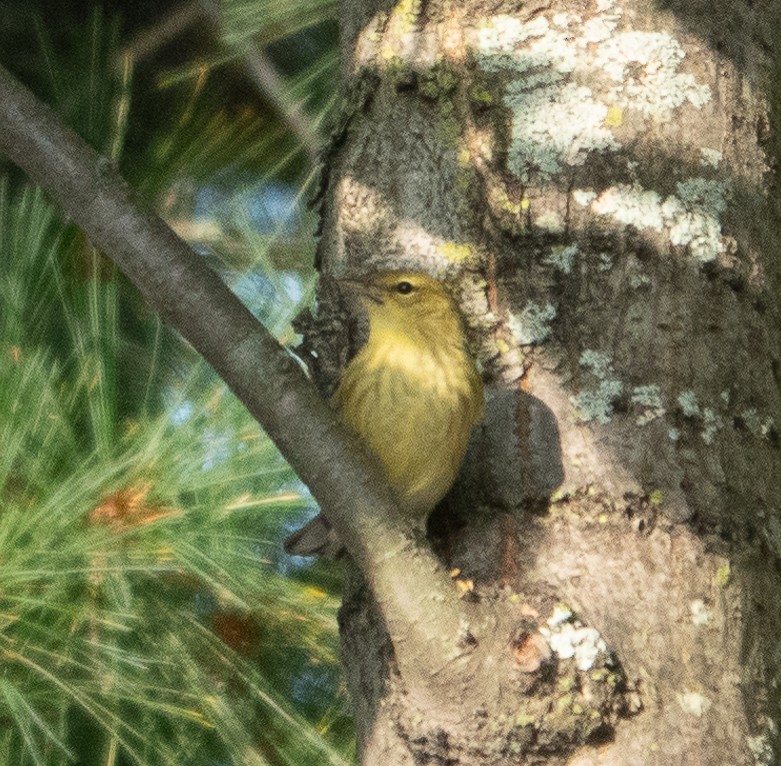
[395,281,414,295]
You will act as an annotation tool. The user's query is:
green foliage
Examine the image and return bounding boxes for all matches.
[0,179,351,765]
[222,0,337,48]
[0,2,353,764]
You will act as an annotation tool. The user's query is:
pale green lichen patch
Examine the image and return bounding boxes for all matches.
[677,390,701,417]
[508,302,557,345]
[470,4,711,183]
[740,408,776,440]
[701,408,723,445]
[543,244,578,273]
[664,179,729,261]
[675,391,724,443]
[631,384,665,425]
[574,351,624,424]
[580,350,614,378]
[575,382,623,424]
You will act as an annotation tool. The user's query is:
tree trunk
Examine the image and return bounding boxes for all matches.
[318,0,781,763]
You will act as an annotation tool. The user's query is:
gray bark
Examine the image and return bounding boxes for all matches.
[319,0,781,763]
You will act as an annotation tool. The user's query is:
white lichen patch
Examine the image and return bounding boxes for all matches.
[581,16,620,44]
[508,302,557,345]
[591,184,665,230]
[690,599,711,626]
[540,607,609,671]
[533,209,566,232]
[471,3,711,183]
[543,244,578,273]
[473,13,615,181]
[662,179,729,262]
[475,14,552,55]
[585,179,729,262]
[573,188,597,207]
[677,691,712,717]
[631,384,666,425]
[594,32,711,117]
[548,604,574,626]
[504,82,618,182]
[700,147,723,168]
[740,409,776,440]
[747,734,774,766]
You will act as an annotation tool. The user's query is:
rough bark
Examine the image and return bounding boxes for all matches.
[319,0,781,763]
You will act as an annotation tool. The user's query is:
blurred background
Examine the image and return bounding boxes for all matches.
[0,1,353,764]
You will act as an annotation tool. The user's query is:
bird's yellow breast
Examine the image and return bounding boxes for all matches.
[332,303,483,518]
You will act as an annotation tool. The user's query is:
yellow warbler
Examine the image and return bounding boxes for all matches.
[285,271,484,556]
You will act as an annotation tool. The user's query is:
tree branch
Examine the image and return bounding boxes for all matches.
[124,1,320,163]
[0,63,472,677]
[122,2,203,63]
[199,0,321,162]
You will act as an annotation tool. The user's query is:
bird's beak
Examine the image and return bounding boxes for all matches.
[338,277,384,305]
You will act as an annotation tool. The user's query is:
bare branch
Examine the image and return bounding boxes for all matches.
[0,63,470,678]
[122,2,203,63]
[198,0,320,162]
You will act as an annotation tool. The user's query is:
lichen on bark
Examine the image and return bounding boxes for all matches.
[313,0,781,763]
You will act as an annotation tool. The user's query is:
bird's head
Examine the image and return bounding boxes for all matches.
[340,271,460,334]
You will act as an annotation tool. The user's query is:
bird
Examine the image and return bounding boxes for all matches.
[284,270,484,556]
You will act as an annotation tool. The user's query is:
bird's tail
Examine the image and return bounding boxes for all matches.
[283,513,344,558]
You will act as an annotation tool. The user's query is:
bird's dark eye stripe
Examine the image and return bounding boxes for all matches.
[396,281,414,294]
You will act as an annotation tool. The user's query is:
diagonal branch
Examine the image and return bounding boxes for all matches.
[0,63,471,678]
[122,2,203,63]
[124,1,320,162]
[198,0,321,162]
